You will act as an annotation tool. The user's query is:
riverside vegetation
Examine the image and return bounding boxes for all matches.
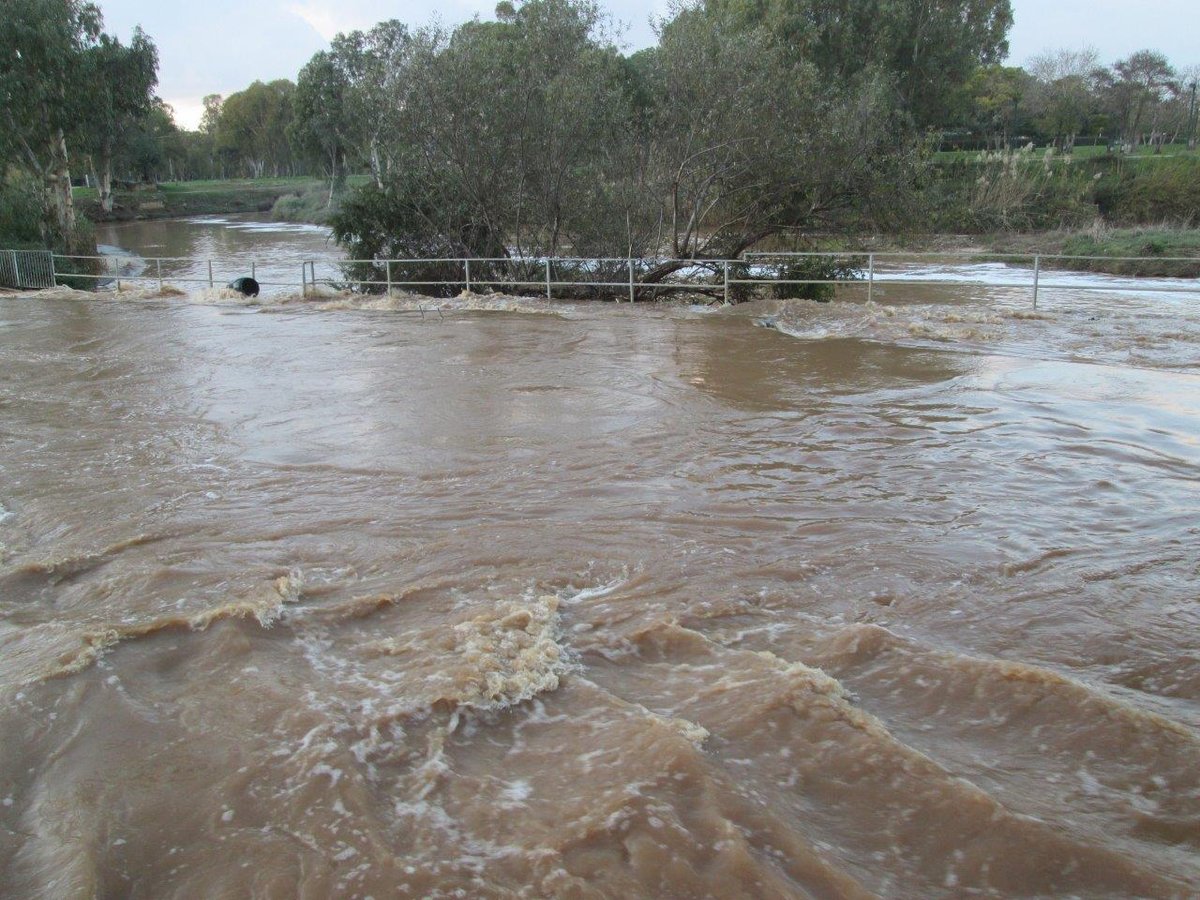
[2,0,1199,291]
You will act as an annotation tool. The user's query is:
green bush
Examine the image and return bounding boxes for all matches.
[0,172,44,245]
[771,257,863,301]
[329,184,471,296]
[924,150,1096,233]
[1093,159,1200,226]
[727,256,863,302]
[271,185,336,224]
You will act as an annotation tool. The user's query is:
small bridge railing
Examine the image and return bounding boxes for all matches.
[4,249,1200,309]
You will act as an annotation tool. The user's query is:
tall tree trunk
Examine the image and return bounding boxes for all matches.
[45,129,78,244]
[97,147,115,213]
[327,148,344,207]
[370,140,385,189]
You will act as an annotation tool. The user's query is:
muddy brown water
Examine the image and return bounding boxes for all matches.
[93,214,341,296]
[1,283,1199,898]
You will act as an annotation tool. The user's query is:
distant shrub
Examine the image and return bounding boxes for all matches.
[924,148,1096,233]
[1093,159,1200,226]
[271,185,336,224]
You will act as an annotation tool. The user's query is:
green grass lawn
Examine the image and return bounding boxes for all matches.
[71,176,347,219]
[157,177,322,194]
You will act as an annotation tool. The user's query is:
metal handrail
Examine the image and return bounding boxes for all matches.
[2,248,1196,308]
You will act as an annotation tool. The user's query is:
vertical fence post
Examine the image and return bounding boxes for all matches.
[157,258,163,293]
[1032,254,1040,309]
[386,260,393,295]
[723,260,730,305]
[208,260,214,288]
[301,262,307,297]
[310,261,316,293]
[545,258,551,299]
[251,260,257,281]
[464,258,471,294]
[49,253,57,287]
[12,250,21,288]
[629,258,635,303]
[867,253,875,303]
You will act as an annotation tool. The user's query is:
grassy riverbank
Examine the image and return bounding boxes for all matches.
[1052,228,1200,277]
[74,177,330,222]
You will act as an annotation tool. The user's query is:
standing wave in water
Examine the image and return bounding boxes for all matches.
[0,287,1198,898]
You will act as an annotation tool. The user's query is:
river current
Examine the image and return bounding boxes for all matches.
[1,246,1199,896]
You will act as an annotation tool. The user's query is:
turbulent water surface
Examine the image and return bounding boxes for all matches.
[94,214,341,295]
[1,279,1199,898]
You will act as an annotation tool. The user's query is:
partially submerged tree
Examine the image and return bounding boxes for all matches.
[637,8,921,272]
[305,0,1009,296]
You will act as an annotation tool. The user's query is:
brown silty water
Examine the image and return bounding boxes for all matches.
[1,279,1199,898]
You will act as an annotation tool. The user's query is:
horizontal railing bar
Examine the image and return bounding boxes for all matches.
[33,250,1200,265]
[747,251,1200,263]
[36,273,1200,296]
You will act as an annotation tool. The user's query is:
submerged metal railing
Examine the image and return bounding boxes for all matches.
[4,249,1199,308]
[0,249,55,290]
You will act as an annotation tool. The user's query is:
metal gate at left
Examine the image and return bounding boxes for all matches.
[0,249,56,290]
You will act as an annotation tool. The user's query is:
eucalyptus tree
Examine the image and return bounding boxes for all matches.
[78,27,159,210]
[218,80,298,177]
[964,65,1031,149]
[291,53,354,202]
[124,101,187,183]
[330,0,636,262]
[0,0,103,247]
[326,21,424,188]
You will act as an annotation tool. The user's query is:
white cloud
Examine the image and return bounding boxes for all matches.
[285,1,358,42]
[163,97,206,131]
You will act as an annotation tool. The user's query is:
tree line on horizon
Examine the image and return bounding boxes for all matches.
[2,0,1198,260]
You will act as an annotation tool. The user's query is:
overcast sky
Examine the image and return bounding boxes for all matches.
[91,0,1200,130]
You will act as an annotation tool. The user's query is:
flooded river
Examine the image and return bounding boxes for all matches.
[94,214,342,295]
[2,250,1200,896]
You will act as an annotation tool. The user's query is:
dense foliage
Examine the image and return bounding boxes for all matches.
[3,0,1196,270]
[1,0,108,247]
[321,0,998,280]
